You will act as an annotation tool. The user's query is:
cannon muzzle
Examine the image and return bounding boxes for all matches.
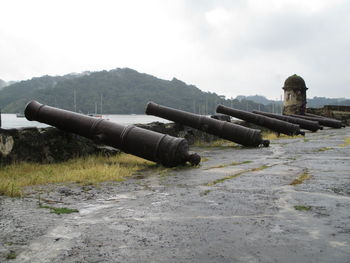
[145,102,269,147]
[25,101,200,167]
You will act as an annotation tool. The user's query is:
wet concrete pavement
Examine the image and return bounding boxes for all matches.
[1,127,350,262]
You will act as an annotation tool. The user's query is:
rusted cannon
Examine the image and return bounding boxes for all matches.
[145,102,269,147]
[305,113,328,118]
[24,101,200,167]
[305,113,346,127]
[252,110,323,132]
[216,105,304,136]
[288,114,344,128]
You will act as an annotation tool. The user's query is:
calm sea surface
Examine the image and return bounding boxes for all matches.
[0,114,170,129]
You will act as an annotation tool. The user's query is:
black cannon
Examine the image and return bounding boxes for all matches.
[288,114,344,128]
[24,101,200,167]
[305,113,327,118]
[252,110,323,132]
[305,113,346,127]
[216,105,304,136]
[145,102,269,147]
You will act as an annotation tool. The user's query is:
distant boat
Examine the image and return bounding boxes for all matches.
[87,98,103,118]
[16,113,25,118]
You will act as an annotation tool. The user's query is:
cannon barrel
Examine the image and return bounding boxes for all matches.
[304,113,346,127]
[305,113,328,119]
[216,105,304,136]
[24,101,200,167]
[288,114,343,128]
[145,102,269,147]
[252,110,323,132]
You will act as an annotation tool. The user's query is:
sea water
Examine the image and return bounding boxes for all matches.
[0,114,170,129]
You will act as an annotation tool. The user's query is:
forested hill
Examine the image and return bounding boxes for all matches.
[0,68,280,114]
[2,68,346,114]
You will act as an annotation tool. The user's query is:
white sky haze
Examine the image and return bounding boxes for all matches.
[0,0,349,99]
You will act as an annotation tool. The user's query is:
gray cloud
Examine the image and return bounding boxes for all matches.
[174,1,350,98]
[0,0,349,99]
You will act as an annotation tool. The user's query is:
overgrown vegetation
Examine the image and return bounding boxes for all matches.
[0,154,153,197]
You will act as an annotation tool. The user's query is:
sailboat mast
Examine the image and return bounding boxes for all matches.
[74,89,77,112]
[100,94,103,115]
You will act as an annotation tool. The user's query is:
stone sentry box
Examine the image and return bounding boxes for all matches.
[282,74,308,115]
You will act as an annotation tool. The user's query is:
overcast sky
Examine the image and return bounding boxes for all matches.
[1,0,349,99]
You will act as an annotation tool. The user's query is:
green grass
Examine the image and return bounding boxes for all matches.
[250,165,269,172]
[315,137,350,151]
[6,251,17,260]
[262,132,303,141]
[200,189,211,196]
[203,160,252,170]
[206,173,245,186]
[290,170,311,185]
[317,147,333,152]
[294,205,312,211]
[143,162,199,178]
[0,154,153,197]
[206,164,270,186]
[339,137,350,147]
[193,139,237,148]
[194,132,303,148]
[39,204,79,215]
